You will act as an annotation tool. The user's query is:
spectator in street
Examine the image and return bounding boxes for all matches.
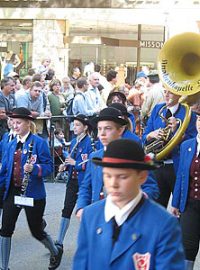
[48,79,66,128]
[0,77,16,139]
[3,53,21,78]
[16,81,44,118]
[35,57,51,76]
[72,77,99,117]
[15,76,32,99]
[85,72,105,113]
[70,67,81,89]
[101,69,118,104]
[61,76,74,102]
[141,72,165,124]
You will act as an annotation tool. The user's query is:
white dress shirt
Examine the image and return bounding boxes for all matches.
[104,190,143,226]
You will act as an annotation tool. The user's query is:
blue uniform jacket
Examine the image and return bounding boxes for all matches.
[0,133,53,200]
[128,113,136,133]
[172,137,197,212]
[123,129,141,144]
[142,103,197,170]
[67,135,93,186]
[76,149,159,210]
[73,198,185,270]
[0,132,10,162]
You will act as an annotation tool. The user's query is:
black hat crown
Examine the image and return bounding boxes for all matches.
[91,107,128,126]
[74,114,90,126]
[109,103,128,116]
[9,107,34,121]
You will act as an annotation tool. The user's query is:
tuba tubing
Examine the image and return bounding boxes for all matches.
[153,32,200,160]
[155,103,191,161]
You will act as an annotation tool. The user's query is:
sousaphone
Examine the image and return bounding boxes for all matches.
[153,32,200,160]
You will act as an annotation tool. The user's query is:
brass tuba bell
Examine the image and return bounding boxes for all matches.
[152,32,200,160]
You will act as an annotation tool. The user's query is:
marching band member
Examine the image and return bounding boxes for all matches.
[55,114,93,250]
[172,112,200,270]
[76,107,160,220]
[143,88,197,207]
[73,139,185,270]
[0,107,62,270]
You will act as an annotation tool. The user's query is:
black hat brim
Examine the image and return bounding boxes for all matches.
[9,114,35,121]
[92,157,159,170]
[91,115,128,126]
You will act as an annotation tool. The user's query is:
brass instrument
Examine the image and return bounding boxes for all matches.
[146,32,200,160]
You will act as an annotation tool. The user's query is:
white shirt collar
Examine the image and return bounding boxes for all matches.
[8,130,15,136]
[167,103,179,115]
[17,132,30,144]
[104,190,143,226]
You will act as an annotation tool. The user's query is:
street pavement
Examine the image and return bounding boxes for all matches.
[6,182,200,269]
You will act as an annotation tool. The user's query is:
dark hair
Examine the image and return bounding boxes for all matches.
[28,68,36,76]
[94,64,101,72]
[45,68,55,81]
[30,81,43,90]
[106,91,127,106]
[22,76,32,86]
[77,77,88,89]
[55,128,64,136]
[1,77,15,89]
[32,73,42,82]
[49,79,61,91]
[106,69,118,82]
[148,74,160,84]
[97,84,104,91]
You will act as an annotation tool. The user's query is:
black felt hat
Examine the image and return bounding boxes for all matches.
[92,139,159,170]
[8,107,34,121]
[109,103,129,116]
[73,114,90,126]
[91,107,128,126]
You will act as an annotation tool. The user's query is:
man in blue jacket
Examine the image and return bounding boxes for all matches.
[0,107,62,270]
[143,88,197,208]
[76,107,159,219]
[73,139,185,270]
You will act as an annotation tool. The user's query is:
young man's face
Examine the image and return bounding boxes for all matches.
[30,86,42,100]
[97,121,124,147]
[103,167,147,209]
[164,89,180,107]
[12,118,30,137]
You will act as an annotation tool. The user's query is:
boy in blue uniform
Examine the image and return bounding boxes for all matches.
[73,139,185,270]
[76,107,159,220]
[0,107,62,270]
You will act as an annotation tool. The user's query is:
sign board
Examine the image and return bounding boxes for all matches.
[140,40,164,49]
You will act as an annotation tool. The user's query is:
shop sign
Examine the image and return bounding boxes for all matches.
[140,40,164,49]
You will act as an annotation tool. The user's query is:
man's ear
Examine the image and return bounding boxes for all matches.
[139,170,148,185]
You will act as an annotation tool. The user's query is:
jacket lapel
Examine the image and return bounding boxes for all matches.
[110,219,141,263]
[186,139,196,166]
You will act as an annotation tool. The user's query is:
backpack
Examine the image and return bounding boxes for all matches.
[65,92,83,118]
